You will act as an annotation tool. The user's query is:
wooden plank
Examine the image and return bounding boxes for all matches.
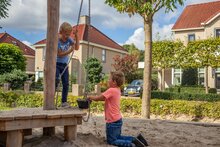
[61,114,75,118]
[64,125,77,141]
[1,117,78,131]
[32,114,47,119]
[6,130,23,147]
[15,115,32,120]
[0,117,14,121]
[47,114,61,119]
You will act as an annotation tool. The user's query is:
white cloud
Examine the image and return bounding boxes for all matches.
[22,40,31,46]
[124,22,173,50]
[22,40,35,49]
[186,0,217,5]
[0,0,142,33]
[125,28,144,50]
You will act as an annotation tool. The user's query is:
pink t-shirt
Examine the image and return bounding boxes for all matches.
[102,87,122,123]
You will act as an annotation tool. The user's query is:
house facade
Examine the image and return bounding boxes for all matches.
[0,32,35,76]
[162,1,220,89]
[33,16,128,84]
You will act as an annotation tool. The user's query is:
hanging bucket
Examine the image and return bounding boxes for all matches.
[77,98,90,109]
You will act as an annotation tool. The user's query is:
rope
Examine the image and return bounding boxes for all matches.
[82,0,91,122]
[55,0,92,123]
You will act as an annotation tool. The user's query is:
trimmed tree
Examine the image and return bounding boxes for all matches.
[186,38,220,93]
[0,43,26,74]
[152,40,184,91]
[105,0,184,118]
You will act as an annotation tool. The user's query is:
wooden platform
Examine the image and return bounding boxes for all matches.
[0,107,86,147]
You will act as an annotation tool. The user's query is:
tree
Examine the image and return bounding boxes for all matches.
[182,68,198,86]
[105,0,184,118]
[85,57,103,84]
[152,40,184,91]
[112,54,139,83]
[0,43,26,74]
[84,57,103,92]
[0,0,11,19]
[186,38,220,93]
[0,69,28,90]
[123,43,140,55]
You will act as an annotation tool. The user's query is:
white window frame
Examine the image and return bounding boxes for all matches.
[102,49,106,63]
[172,68,182,85]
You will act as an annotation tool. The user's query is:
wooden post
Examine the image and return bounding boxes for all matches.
[43,0,60,136]
[64,125,77,141]
[6,130,23,147]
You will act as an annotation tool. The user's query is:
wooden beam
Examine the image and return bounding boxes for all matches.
[44,0,60,136]
[1,117,78,131]
[44,0,60,110]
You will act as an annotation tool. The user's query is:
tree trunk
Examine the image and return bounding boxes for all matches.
[161,68,165,91]
[205,66,209,94]
[43,0,60,110]
[141,16,153,119]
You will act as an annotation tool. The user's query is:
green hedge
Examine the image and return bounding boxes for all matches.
[152,91,220,102]
[166,86,205,94]
[0,92,219,119]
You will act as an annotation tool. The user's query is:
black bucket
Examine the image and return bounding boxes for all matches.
[77,98,90,109]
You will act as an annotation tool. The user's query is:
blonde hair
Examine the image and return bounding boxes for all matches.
[110,71,125,87]
[59,22,72,33]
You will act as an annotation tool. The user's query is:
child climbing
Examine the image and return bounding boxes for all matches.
[56,22,78,107]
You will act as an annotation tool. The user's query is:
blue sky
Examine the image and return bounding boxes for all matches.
[0,0,217,50]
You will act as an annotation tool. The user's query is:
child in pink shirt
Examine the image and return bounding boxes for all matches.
[88,71,148,147]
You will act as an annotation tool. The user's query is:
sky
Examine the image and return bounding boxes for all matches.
[0,0,217,50]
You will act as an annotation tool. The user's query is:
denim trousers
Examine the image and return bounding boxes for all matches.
[106,118,135,147]
[55,62,69,103]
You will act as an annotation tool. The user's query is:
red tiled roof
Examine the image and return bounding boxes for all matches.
[34,24,126,52]
[172,1,220,30]
[0,33,5,38]
[0,33,35,56]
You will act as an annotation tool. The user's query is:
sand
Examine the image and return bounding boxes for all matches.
[21,114,220,147]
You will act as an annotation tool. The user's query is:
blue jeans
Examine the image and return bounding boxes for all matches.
[106,118,135,147]
[55,62,69,103]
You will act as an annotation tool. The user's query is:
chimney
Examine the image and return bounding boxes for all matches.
[79,15,90,25]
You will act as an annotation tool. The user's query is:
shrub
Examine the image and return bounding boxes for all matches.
[0,69,28,90]
[182,68,198,86]
[152,91,220,102]
[208,88,217,94]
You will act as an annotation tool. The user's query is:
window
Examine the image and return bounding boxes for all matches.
[172,68,182,85]
[102,49,106,62]
[215,29,220,38]
[42,47,46,61]
[188,34,195,42]
[198,68,204,86]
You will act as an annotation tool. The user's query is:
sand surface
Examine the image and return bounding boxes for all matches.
[21,115,220,147]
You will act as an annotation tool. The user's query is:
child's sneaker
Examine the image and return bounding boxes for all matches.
[132,137,145,147]
[61,102,71,108]
[137,134,148,146]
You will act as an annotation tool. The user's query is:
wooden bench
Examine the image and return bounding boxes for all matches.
[0,107,86,147]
